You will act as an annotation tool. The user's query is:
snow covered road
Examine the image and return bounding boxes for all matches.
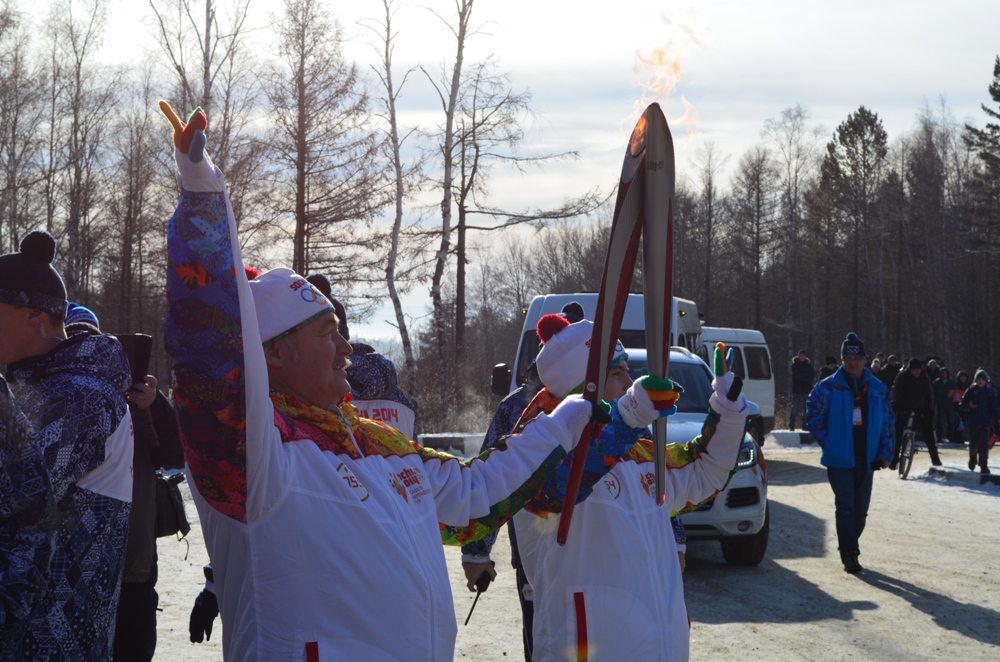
[153,441,1000,660]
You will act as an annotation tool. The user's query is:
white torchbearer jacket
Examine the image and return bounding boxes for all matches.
[510,388,748,662]
[164,162,588,661]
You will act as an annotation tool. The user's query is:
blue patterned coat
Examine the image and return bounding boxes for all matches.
[1,332,133,660]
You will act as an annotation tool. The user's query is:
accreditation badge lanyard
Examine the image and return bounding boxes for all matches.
[849,380,868,427]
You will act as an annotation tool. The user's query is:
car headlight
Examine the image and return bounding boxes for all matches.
[736,438,758,468]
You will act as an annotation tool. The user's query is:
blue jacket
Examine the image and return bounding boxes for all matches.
[806,367,895,470]
[960,383,998,430]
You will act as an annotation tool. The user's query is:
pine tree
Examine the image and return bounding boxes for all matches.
[964,56,1000,175]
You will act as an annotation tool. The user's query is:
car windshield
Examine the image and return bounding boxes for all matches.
[627,358,713,413]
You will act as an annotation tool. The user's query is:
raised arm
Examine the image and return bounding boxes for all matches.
[161,101,274,522]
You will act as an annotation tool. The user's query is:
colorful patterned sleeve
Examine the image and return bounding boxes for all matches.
[436,438,567,546]
[459,390,529,558]
[520,391,643,516]
[805,381,830,448]
[660,409,737,515]
[164,188,250,522]
[876,388,896,461]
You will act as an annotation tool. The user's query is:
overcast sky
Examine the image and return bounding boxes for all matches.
[100,0,1000,342]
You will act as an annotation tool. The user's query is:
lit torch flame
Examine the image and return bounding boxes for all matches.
[629,17,700,137]
[634,42,683,109]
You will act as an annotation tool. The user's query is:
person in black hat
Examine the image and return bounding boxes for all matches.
[818,355,839,381]
[805,332,895,574]
[879,354,902,388]
[890,357,942,467]
[0,231,134,658]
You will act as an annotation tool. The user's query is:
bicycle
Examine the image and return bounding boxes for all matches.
[897,413,918,479]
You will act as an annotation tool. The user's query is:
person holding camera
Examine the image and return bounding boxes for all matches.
[0,232,134,658]
[806,332,895,574]
[115,371,185,661]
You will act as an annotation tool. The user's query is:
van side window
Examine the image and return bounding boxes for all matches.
[696,345,709,364]
[729,346,745,379]
[618,330,646,349]
[516,332,541,385]
[744,347,772,379]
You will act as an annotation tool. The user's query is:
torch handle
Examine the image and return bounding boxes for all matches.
[556,419,600,545]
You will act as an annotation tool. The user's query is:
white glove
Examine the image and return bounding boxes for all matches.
[546,395,600,452]
[159,101,222,186]
[617,375,682,429]
[709,371,750,415]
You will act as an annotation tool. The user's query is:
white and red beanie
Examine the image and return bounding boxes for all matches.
[534,314,627,399]
[247,267,335,344]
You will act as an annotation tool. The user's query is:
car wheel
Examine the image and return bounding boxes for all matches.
[720,503,769,566]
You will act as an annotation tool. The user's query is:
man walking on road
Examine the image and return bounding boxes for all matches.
[806,332,895,574]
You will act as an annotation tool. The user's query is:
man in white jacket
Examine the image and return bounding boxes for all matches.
[159,103,671,661]
[506,315,750,662]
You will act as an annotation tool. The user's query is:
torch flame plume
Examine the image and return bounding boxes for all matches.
[629,15,701,137]
[634,42,684,109]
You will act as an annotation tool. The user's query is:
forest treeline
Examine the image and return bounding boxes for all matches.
[2,1,999,432]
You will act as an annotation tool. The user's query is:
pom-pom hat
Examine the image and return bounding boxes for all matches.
[248,268,335,345]
[840,332,867,359]
[534,314,627,399]
[0,230,68,319]
[65,302,100,329]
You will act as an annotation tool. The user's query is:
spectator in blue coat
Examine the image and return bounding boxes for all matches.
[806,332,895,574]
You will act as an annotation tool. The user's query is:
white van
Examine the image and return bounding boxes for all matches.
[492,293,702,395]
[697,326,774,442]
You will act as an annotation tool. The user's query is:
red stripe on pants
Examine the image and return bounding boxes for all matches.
[305,641,319,662]
[574,591,588,662]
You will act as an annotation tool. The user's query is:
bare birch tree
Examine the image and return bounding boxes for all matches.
[0,4,45,252]
[147,0,269,258]
[421,0,476,423]
[148,0,251,120]
[44,0,116,300]
[450,57,603,367]
[360,0,423,399]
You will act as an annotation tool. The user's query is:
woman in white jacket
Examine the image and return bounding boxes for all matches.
[508,315,750,662]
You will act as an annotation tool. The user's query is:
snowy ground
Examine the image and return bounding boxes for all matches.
[155,440,1000,660]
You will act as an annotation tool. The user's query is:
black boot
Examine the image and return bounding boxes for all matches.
[840,551,863,574]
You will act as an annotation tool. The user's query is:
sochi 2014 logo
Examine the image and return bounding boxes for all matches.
[390,473,409,503]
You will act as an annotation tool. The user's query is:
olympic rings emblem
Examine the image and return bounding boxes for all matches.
[300,287,329,305]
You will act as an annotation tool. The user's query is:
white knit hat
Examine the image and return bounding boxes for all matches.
[248,267,335,344]
[535,315,627,399]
